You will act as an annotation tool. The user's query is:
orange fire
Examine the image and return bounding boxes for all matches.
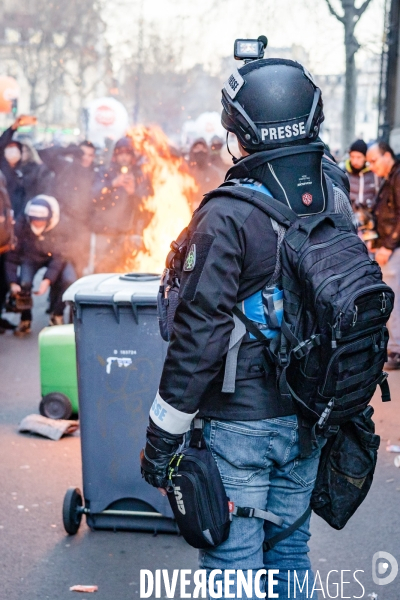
[123,125,197,273]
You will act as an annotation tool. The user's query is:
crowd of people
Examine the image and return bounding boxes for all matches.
[0,116,227,337]
[340,136,400,369]
[0,113,399,351]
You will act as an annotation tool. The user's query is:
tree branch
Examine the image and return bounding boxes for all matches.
[355,0,373,22]
[324,0,345,24]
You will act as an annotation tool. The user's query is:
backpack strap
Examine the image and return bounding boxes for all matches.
[230,504,284,527]
[232,305,270,344]
[202,184,297,229]
[189,418,206,448]
[263,506,312,552]
[222,311,247,393]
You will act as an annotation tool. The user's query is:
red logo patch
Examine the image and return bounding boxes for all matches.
[302,192,313,206]
[228,501,235,513]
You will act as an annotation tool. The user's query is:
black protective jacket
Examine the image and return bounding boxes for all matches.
[159,155,352,422]
[373,161,400,250]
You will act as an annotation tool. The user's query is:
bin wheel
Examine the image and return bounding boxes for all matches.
[63,487,83,535]
[39,392,73,420]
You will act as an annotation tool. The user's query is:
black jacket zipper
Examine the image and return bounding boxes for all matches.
[338,283,393,317]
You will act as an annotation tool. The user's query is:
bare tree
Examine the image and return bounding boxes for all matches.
[324,0,374,150]
[3,0,112,124]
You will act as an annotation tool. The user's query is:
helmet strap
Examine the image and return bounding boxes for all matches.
[226,132,240,164]
[305,88,322,137]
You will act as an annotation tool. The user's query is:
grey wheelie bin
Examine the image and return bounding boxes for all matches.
[61,272,177,535]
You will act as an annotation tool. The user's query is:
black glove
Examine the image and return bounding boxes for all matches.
[140,418,183,489]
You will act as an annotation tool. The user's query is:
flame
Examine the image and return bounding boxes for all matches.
[122,125,197,273]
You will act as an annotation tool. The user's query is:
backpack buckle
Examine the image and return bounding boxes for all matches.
[293,341,306,359]
[278,351,288,366]
[235,507,255,518]
[317,397,335,429]
[293,335,321,360]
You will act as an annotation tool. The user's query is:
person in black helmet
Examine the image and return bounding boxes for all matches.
[141,51,353,598]
[6,195,76,335]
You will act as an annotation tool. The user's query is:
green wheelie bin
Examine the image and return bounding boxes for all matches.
[38,324,79,419]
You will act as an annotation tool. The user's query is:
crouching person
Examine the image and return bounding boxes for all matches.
[5,195,76,336]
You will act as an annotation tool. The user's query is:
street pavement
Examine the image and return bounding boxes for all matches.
[0,293,399,600]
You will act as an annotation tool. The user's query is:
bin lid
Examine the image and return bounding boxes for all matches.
[63,273,161,305]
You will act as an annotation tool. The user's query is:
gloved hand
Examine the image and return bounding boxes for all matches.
[140,418,183,489]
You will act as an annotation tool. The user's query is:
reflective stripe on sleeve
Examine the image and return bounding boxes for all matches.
[149,392,198,434]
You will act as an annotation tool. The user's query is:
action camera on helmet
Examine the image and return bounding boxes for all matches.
[221,37,324,152]
[234,36,268,62]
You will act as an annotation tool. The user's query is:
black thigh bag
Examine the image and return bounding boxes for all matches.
[167,428,231,549]
[311,406,380,530]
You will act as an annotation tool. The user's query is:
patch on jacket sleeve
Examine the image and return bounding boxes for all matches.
[183,243,196,271]
[180,232,215,301]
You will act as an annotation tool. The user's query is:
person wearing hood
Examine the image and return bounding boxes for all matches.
[210,135,227,173]
[186,138,222,210]
[91,136,153,272]
[0,115,52,219]
[343,139,380,212]
[20,137,53,199]
[5,195,76,336]
[38,139,97,277]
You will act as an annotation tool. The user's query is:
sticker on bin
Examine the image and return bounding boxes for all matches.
[106,356,133,374]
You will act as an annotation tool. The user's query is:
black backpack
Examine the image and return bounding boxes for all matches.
[159,181,393,436]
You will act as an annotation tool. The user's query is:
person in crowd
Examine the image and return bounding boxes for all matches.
[91,136,153,272]
[141,57,344,597]
[187,138,222,210]
[367,140,400,369]
[38,140,97,277]
[210,135,227,173]
[343,139,380,241]
[20,137,54,199]
[343,139,380,211]
[0,115,52,219]
[5,195,76,336]
[0,169,16,334]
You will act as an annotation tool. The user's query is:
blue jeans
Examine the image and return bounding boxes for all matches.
[381,247,400,354]
[199,416,325,599]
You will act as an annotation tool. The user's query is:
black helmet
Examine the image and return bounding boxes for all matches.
[221,58,324,152]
